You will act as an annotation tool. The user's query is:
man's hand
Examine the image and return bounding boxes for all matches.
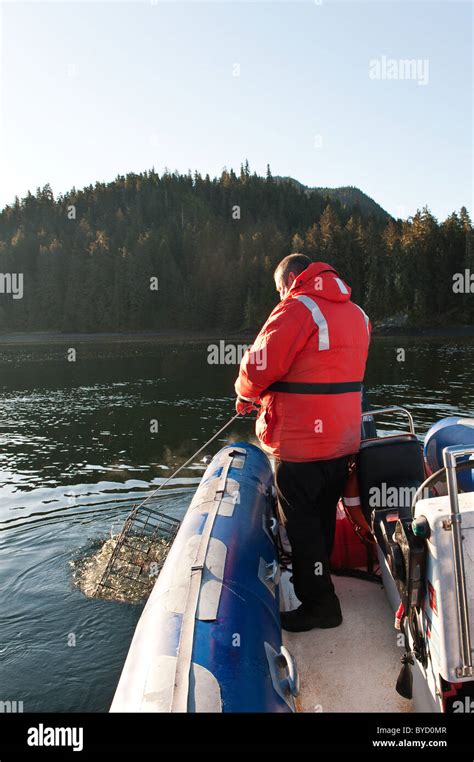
[235,396,259,415]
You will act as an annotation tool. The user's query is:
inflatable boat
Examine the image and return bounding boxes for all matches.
[110,411,474,713]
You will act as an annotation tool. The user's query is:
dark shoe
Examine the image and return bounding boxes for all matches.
[281,600,342,632]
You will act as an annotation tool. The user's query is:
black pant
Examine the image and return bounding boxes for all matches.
[275,456,349,608]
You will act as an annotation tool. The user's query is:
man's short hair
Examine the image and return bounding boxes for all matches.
[274,253,311,285]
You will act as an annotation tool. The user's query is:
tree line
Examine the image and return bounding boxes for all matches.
[0,163,471,333]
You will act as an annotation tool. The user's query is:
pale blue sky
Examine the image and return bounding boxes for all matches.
[0,0,472,220]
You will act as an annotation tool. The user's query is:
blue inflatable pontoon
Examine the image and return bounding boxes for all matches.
[110,443,299,713]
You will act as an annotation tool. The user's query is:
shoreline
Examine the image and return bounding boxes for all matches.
[0,330,256,346]
[0,325,473,346]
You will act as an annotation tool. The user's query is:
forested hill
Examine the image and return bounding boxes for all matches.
[275,178,391,222]
[313,186,391,222]
[0,164,471,333]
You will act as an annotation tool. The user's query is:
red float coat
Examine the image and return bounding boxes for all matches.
[235,262,371,462]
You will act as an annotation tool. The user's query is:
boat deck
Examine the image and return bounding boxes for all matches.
[280,570,413,712]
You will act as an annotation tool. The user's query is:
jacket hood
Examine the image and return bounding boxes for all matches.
[288,261,351,303]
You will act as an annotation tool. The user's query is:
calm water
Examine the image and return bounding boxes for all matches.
[0,336,473,711]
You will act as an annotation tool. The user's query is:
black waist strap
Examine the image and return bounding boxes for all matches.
[265,381,362,395]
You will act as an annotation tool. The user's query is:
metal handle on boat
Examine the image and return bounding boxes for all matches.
[269,517,279,536]
[361,406,415,435]
[277,646,300,697]
[443,445,474,678]
[265,559,281,586]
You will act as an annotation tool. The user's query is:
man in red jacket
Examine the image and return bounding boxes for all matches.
[235,253,371,631]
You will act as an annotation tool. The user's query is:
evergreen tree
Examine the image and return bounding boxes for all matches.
[0,166,471,333]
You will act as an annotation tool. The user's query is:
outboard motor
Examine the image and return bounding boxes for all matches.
[395,441,474,711]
